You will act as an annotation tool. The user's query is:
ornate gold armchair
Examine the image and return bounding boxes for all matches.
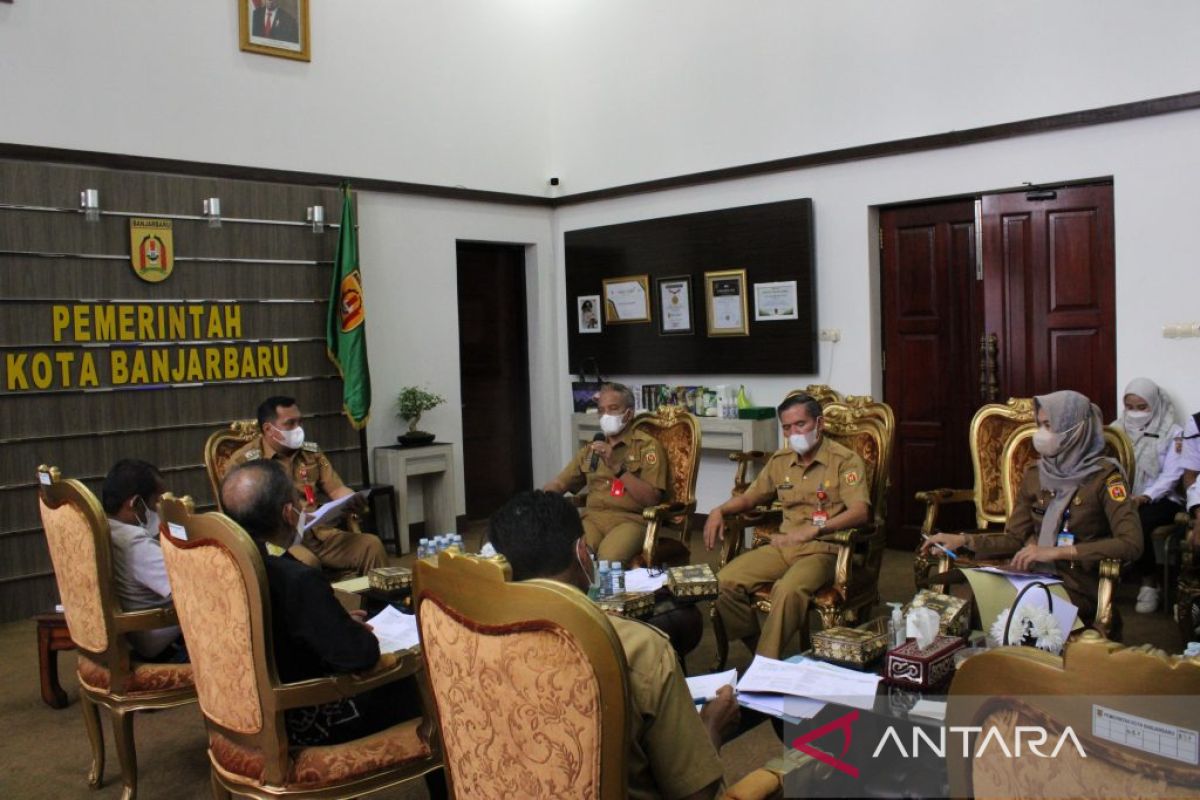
[1177,510,1200,644]
[158,494,442,799]
[413,548,631,799]
[713,397,895,669]
[947,632,1200,798]
[203,419,260,510]
[37,465,196,800]
[631,405,701,567]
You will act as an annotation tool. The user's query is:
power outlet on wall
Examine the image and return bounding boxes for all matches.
[819,328,841,343]
[1162,322,1200,338]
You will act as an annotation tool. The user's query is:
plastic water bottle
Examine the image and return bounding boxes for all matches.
[418,538,430,559]
[597,561,611,599]
[610,563,625,597]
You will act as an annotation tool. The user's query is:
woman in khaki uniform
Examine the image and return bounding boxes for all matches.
[924,390,1142,629]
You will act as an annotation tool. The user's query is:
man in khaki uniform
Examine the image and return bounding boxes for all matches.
[544,382,668,564]
[705,393,871,659]
[489,490,736,800]
[227,396,387,576]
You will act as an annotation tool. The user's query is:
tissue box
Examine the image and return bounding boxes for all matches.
[884,635,965,690]
[596,591,655,619]
[367,566,412,592]
[666,564,719,600]
[904,590,971,637]
[812,618,890,667]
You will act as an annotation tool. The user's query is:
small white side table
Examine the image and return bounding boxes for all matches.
[373,443,457,555]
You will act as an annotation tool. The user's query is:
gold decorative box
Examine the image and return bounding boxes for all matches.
[811,617,890,667]
[367,566,412,592]
[904,589,971,637]
[666,564,718,600]
[596,591,655,619]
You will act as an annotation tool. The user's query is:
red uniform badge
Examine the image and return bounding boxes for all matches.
[610,478,626,497]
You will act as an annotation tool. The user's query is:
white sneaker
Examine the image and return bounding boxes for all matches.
[1135,585,1160,614]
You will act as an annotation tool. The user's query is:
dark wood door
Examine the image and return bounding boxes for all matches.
[456,242,532,519]
[981,184,1117,419]
[881,201,982,549]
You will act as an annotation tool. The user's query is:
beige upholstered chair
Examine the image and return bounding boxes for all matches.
[947,632,1200,798]
[158,494,442,799]
[630,405,702,567]
[36,465,196,800]
[712,396,895,670]
[413,548,631,799]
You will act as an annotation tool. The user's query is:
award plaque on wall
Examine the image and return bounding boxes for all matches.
[705,269,748,336]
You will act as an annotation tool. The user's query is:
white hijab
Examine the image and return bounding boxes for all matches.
[1114,377,1177,489]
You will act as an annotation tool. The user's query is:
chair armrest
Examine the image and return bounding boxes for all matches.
[272,645,422,711]
[113,606,179,633]
[722,768,783,800]
[914,488,976,506]
[642,500,696,522]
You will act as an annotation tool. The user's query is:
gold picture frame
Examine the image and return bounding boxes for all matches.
[238,0,311,62]
[704,269,749,336]
[602,274,652,324]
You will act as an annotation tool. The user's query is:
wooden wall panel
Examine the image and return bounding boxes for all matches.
[0,158,363,622]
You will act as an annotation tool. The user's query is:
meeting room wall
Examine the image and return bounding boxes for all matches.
[552,108,1200,513]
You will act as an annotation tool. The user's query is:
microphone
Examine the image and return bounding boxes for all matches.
[589,432,605,471]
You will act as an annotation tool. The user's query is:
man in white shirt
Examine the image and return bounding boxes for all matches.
[101,459,185,662]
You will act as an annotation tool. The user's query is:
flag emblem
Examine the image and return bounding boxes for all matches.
[339,270,365,332]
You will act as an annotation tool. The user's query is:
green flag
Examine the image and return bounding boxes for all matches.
[326,185,371,429]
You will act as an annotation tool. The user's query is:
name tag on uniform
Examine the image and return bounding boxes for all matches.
[1056,532,1075,548]
[610,478,626,497]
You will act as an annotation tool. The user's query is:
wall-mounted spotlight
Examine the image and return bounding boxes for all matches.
[80,189,100,222]
[203,197,222,228]
[307,204,325,234]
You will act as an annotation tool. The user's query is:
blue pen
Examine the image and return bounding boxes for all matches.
[921,533,957,560]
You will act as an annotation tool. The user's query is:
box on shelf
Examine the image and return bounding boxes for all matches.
[367,566,412,592]
[904,590,971,637]
[666,564,719,600]
[884,635,965,690]
[596,591,655,619]
[737,406,777,420]
[812,617,889,667]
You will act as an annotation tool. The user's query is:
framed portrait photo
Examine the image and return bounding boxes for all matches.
[239,0,310,62]
[577,294,602,334]
[602,274,651,324]
[655,275,694,336]
[704,269,749,336]
[753,280,799,321]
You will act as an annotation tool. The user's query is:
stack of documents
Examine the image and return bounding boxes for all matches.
[303,489,372,531]
[365,605,421,653]
[736,655,882,717]
[685,669,738,703]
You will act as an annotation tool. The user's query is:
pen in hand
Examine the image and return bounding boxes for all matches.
[921,533,957,560]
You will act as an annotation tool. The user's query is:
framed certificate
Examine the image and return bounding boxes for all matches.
[603,274,651,324]
[655,275,694,336]
[704,269,748,336]
[753,280,799,321]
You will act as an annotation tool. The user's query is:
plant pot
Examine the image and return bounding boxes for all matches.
[397,431,436,447]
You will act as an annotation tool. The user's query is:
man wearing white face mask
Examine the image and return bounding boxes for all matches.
[543,382,667,564]
[704,393,870,658]
[228,395,387,576]
[102,459,186,662]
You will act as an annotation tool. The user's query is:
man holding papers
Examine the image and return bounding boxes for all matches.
[228,395,386,575]
[705,393,871,659]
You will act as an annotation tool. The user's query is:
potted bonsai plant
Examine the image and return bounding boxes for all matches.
[396,386,445,446]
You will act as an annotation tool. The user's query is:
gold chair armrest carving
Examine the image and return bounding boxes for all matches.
[719,506,781,568]
[1093,558,1122,638]
[815,524,876,591]
[722,768,784,800]
[113,606,180,633]
[641,500,695,522]
[728,451,768,495]
[641,499,697,567]
[271,645,422,711]
[914,487,976,535]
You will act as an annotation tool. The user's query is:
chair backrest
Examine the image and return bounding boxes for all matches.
[821,397,895,520]
[733,385,846,490]
[204,420,260,510]
[1001,424,1138,516]
[947,633,1200,798]
[158,494,285,778]
[788,383,844,408]
[413,549,630,800]
[36,465,124,668]
[630,404,700,509]
[966,398,1037,527]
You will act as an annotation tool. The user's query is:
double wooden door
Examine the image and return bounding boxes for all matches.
[882,184,1116,549]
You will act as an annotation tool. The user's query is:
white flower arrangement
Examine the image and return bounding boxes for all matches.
[989,605,1065,654]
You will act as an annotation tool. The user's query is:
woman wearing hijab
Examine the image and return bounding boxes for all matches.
[923,390,1142,633]
[1112,378,1185,613]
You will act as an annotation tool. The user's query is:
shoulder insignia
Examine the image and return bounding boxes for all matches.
[643,450,658,467]
[843,470,861,486]
[1107,482,1128,502]
[302,441,320,453]
[243,449,261,461]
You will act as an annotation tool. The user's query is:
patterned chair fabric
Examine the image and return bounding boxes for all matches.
[629,405,701,567]
[204,419,260,511]
[37,465,197,799]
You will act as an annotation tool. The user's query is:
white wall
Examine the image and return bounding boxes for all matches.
[550,109,1200,513]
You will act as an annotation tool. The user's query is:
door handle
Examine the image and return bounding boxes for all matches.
[979,333,1000,402]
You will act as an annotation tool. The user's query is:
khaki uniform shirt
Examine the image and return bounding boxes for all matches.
[228,434,346,514]
[741,437,871,556]
[609,614,724,800]
[554,430,668,518]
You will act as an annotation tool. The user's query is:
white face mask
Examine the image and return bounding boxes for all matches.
[144,510,161,538]
[1032,428,1062,457]
[599,413,627,437]
[272,424,305,450]
[1124,409,1151,427]
[788,429,818,455]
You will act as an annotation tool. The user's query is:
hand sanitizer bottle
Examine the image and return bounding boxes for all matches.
[887,602,905,648]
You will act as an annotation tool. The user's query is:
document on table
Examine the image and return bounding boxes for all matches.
[331,576,371,594]
[624,568,669,594]
[303,489,371,531]
[970,566,1078,637]
[738,692,827,720]
[685,669,738,702]
[366,605,421,653]
[974,565,1063,586]
[910,699,948,721]
[738,655,882,711]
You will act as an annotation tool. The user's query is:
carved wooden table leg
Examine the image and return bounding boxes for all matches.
[35,612,75,709]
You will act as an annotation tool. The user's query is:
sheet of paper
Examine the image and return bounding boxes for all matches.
[911,699,948,721]
[738,692,826,720]
[974,565,1064,585]
[303,489,370,531]
[685,669,737,702]
[331,576,370,594]
[737,655,881,711]
[624,568,668,594]
[366,605,421,653]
